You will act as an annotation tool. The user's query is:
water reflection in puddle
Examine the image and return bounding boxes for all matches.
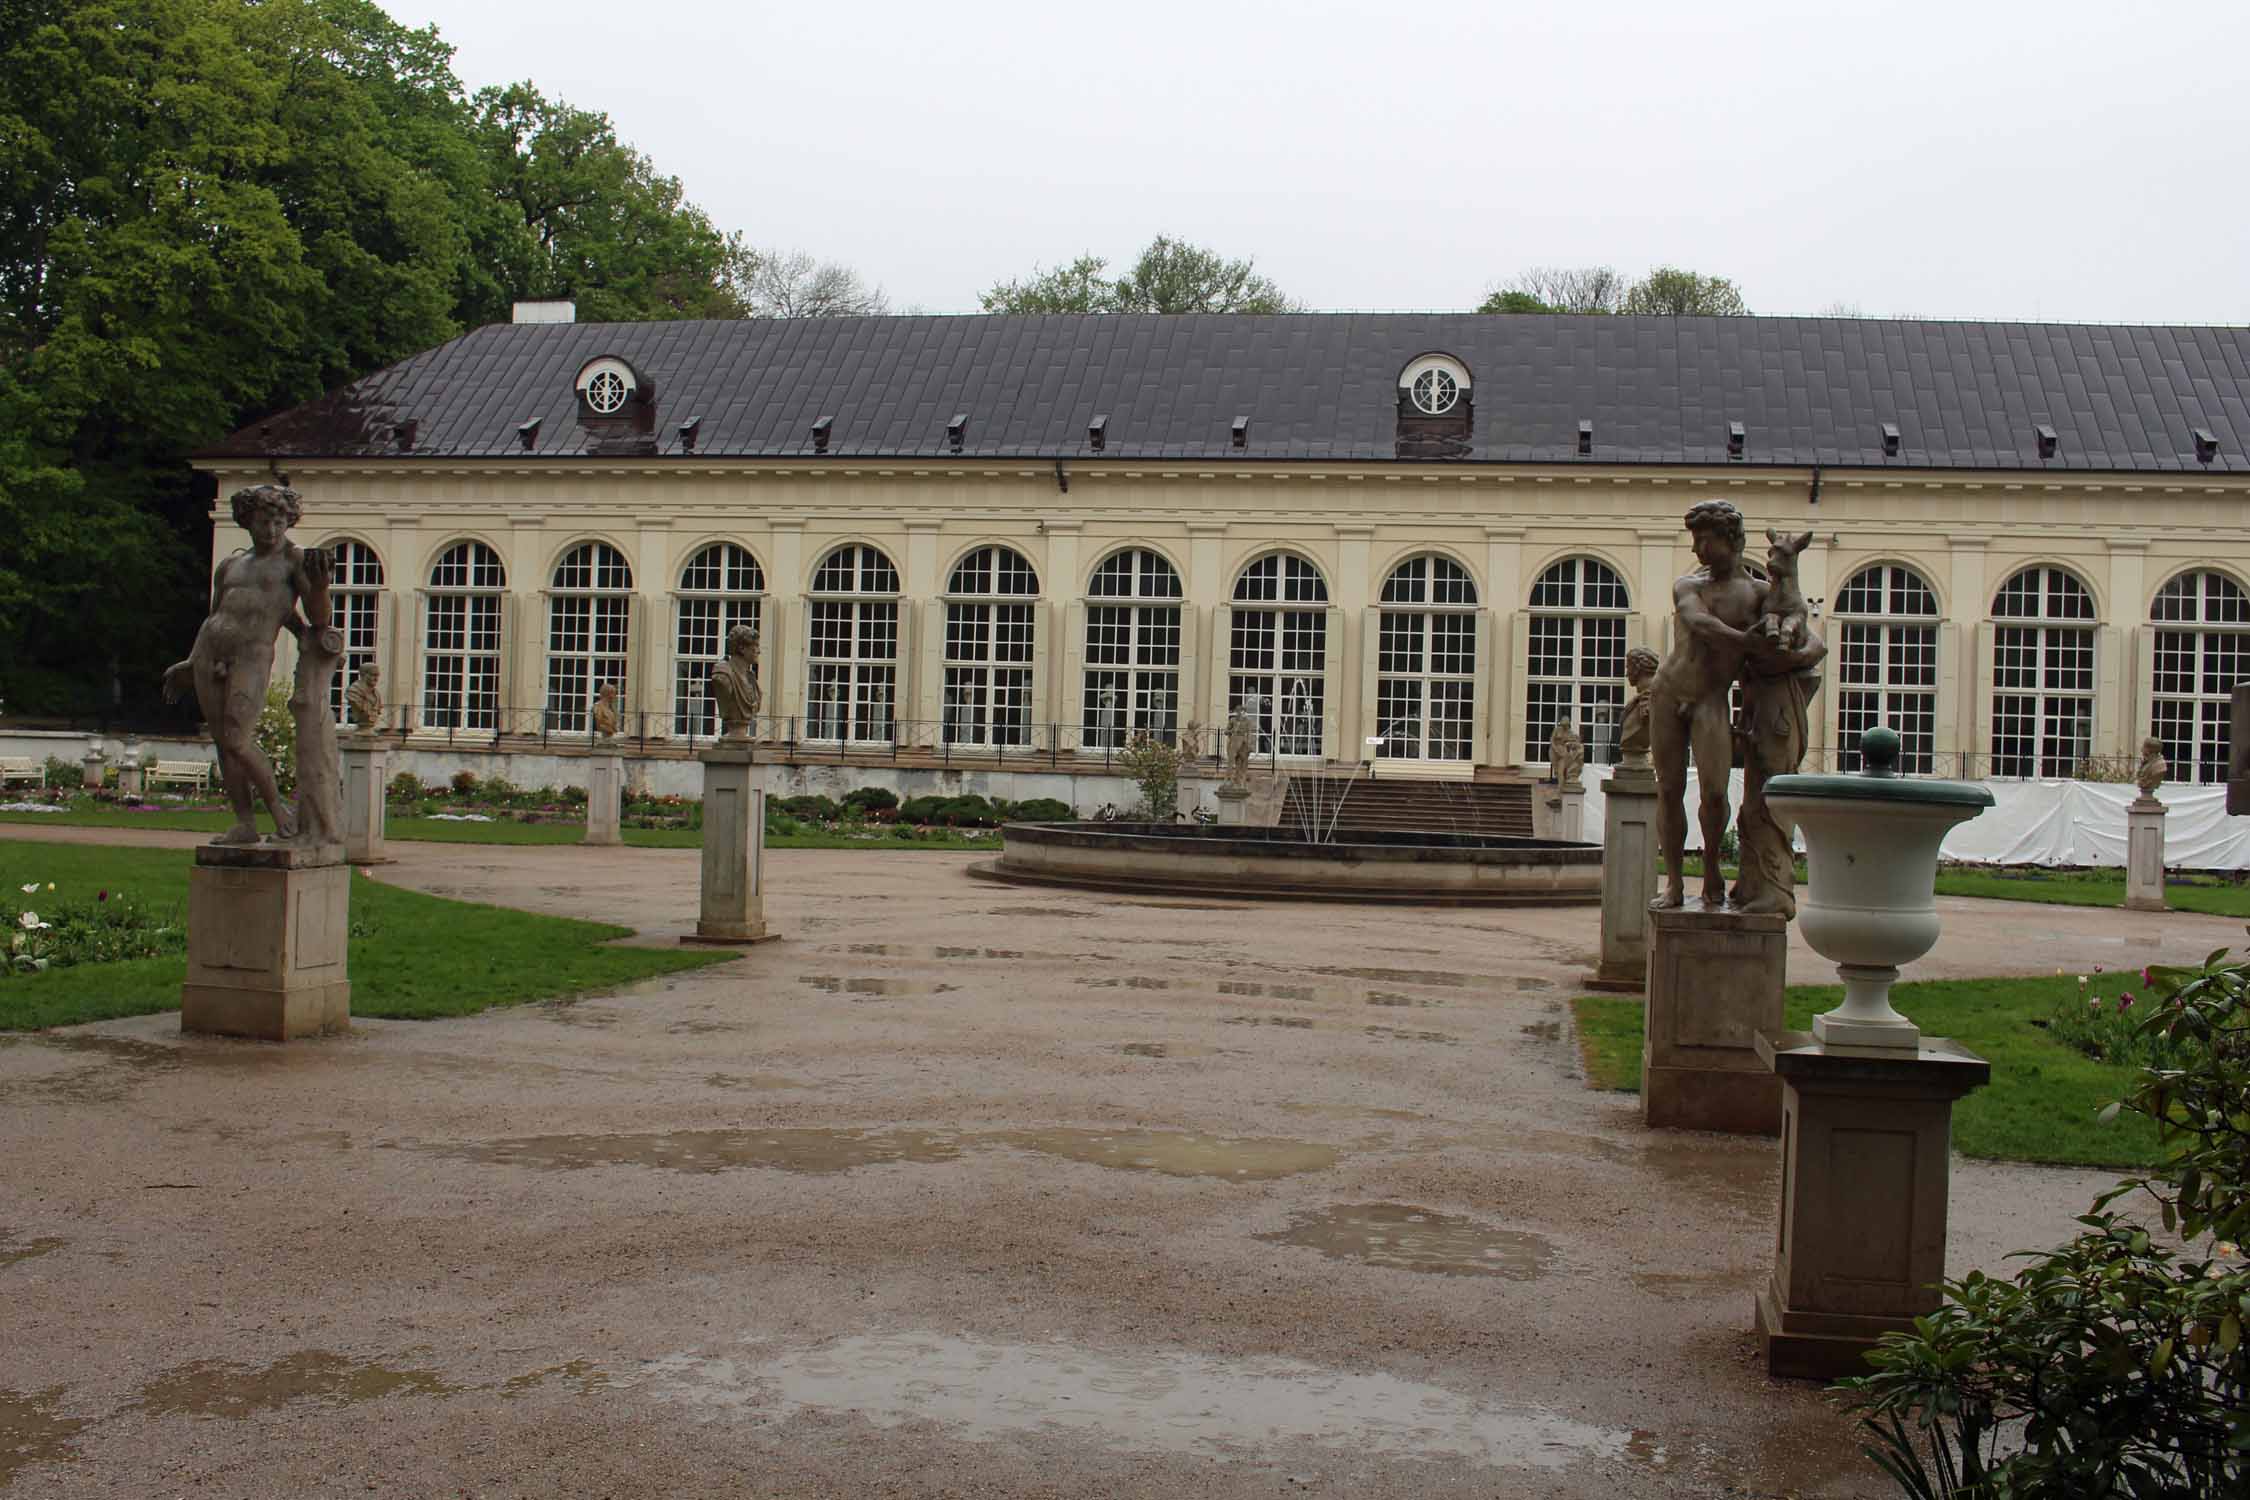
[1119,1042,1221,1058]
[799,976,960,999]
[0,1387,89,1486]
[1259,1203,1554,1279]
[1365,992,1438,1008]
[841,943,1033,960]
[1310,965,1479,988]
[501,1359,611,1398]
[645,1333,1651,1473]
[1221,1015,1314,1029]
[0,1232,65,1269]
[133,1352,458,1418]
[1362,1026,1458,1045]
[420,1128,962,1175]
[994,1129,1338,1179]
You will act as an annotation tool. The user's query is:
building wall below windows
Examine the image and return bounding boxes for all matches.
[200,459,2250,783]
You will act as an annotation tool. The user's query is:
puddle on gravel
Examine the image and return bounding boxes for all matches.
[1366,992,1438,1008]
[994,1129,1338,1180]
[841,943,1035,960]
[1258,1203,1555,1278]
[1221,1014,1314,1029]
[0,1387,89,1486]
[541,1003,619,1029]
[0,1232,65,1269]
[1116,900,1250,911]
[644,1333,1653,1473]
[1279,1103,1428,1123]
[1081,975,1176,991]
[501,1360,611,1398]
[1633,1268,1758,1299]
[1309,965,1478,988]
[133,1352,459,1418]
[1120,1042,1220,1058]
[1520,1021,1562,1041]
[701,1072,806,1091]
[421,1128,962,1175]
[799,976,960,999]
[1363,1026,1458,1045]
[983,906,1091,918]
[1217,980,1317,1002]
[667,1019,741,1036]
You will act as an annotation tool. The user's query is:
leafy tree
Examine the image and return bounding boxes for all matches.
[981,237,1299,315]
[1477,289,1557,314]
[740,247,889,317]
[1620,266,1750,316]
[1479,266,1625,315]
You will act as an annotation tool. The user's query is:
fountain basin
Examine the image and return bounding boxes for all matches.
[971,823,1601,906]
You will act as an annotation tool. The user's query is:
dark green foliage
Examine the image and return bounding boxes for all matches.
[775,794,841,822]
[450,769,479,796]
[386,770,423,800]
[1006,797,1074,822]
[842,787,899,815]
[899,793,1002,827]
[1841,949,2250,1496]
[980,236,1298,315]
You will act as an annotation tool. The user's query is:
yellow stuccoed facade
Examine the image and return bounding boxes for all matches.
[200,457,2250,779]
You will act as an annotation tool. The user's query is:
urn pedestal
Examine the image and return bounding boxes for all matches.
[1642,902,1787,1134]
[1214,786,1249,827]
[2124,796,2168,912]
[80,752,105,790]
[1590,765,1659,991]
[1754,1031,1990,1378]
[584,748,624,847]
[340,736,390,865]
[181,843,351,1040]
[684,745,776,945]
[116,760,144,798]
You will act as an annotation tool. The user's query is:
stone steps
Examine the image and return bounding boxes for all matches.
[1279,776,1535,839]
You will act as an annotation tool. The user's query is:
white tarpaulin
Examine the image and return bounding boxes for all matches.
[1578,767,2250,870]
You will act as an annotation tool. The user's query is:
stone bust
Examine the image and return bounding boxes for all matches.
[346,664,384,731]
[2136,736,2168,797]
[1549,717,1585,789]
[591,682,620,739]
[709,623,762,740]
[1618,646,1660,767]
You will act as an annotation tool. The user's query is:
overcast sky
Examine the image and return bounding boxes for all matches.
[389,0,2248,324]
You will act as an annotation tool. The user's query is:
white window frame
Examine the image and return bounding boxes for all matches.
[1523,557,1630,766]
[1835,564,1940,773]
[1229,554,1329,758]
[1376,555,1478,762]
[673,543,764,738]
[546,541,634,736]
[1989,566,2097,779]
[943,546,1039,749]
[1083,549,1183,749]
[806,544,900,745]
[2150,569,2250,785]
[323,538,385,722]
[422,541,506,733]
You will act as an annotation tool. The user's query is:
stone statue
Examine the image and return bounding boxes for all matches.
[1649,502,1824,912]
[2137,736,2168,797]
[160,483,344,848]
[1618,646,1660,768]
[709,624,761,740]
[1549,717,1585,789]
[1225,699,1260,789]
[591,682,620,739]
[1730,528,1825,917]
[346,664,384,731]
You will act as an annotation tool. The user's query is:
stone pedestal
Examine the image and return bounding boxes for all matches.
[1214,785,1249,826]
[80,753,105,790]
[2231,686,2250,816]
[116,760,144,797]
[584,748,624,847]
[2124,796,2168,912]
[1644,903,1787,1134]
[1590,767,1658,990]
[181,844,351,1040]
[340,736,390,865]
[684,746,775,944]
[1753,1030,1991,1379]
[1553,784,1585,841]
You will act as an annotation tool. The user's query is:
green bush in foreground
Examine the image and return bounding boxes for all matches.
[1842,948,2250,1497]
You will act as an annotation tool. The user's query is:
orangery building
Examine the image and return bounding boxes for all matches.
[198,309,2250,793]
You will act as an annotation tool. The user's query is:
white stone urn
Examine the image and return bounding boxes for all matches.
[1764,727,1995,1049]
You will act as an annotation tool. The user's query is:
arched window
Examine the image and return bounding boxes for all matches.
[807,544,900,744]
[1230,555,1329,758]
[944,546,1038,748]
[324,540,384,721]
[2151,570,2250,784]
[422,541,505,732]
[1377,555,1478,761]
[1524,558,1629,765]
[547,542,633,734]
[1990,566,2096,778]
[1835,564,1939,772]
[1083,549,1182,748]
[673,544,764,737]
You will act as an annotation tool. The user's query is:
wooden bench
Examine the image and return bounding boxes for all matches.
[148,759,213,793]
[0,756,45,788]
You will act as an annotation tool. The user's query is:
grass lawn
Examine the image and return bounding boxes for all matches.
[1571,973,2170,1169]
[1934,864,2250,918]
[0,801,999,852]
[0,841,738,1031]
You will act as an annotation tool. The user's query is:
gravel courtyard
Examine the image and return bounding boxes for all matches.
[5,831,2230,1498]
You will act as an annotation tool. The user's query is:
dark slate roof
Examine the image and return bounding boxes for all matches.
[202,313,2250,473]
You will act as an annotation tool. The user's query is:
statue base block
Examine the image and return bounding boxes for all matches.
[341,737,390,865]
[1754,1030,1990,1379]
[685,746,774,945]
[181,844,351,1041]
[584,750,625,847]
[1214,786,1249,826]
[2124,797,2168,912]
[1643,902,1786,1134]
[1588,769,1659,991]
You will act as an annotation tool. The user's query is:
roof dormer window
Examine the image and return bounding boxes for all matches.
[1411,366,1459,415]
[586,369,628,414]
[1395,352,1473,459]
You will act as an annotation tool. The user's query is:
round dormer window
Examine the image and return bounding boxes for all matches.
[586,369,628,414]
[1411,367,1459,415]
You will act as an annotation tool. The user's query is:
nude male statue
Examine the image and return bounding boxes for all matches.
[1648,500,1767,910]
[161,484,332,847]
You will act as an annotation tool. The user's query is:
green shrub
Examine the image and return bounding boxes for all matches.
[1843,947,2250,1496]
[450,769,478,796]
[1118,731,1187,821]
[6,883,183,974]
[480,776,520,804]
[387,770,424,801]
[899,794,949,825]
[767,815,801,837]
[940,794,999,826]
[843,786,899,815]
[890,821,918,840]
[1007,797,1074,822]
[254,684,296,795]
[42,756,83,791]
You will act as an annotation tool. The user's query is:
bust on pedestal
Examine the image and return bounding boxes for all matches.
[1591,649,1662,990]
[686,625,776,944]
[340,666,391,865]
[583,682,624,847]
[1642,509,1824,1132]
[161,484,351,1040]
[2124,737,2169,912]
